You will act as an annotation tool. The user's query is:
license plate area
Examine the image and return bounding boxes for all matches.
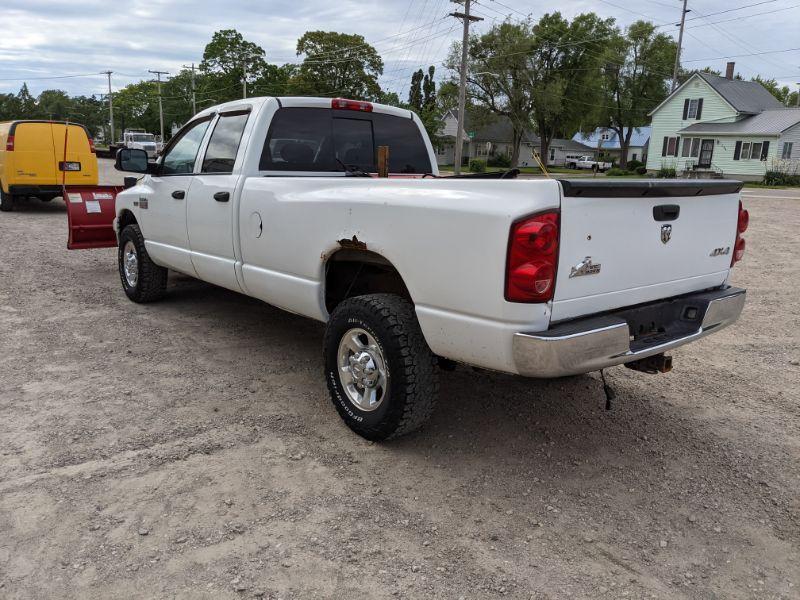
[59,161,81,171]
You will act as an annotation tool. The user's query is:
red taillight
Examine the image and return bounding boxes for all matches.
[88,138,96,153]
[506,212,559,302]
[5,135,14,151]
[331,98,373,112]
[731,200,748,266]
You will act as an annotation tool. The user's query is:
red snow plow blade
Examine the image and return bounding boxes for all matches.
[64,185,121,249]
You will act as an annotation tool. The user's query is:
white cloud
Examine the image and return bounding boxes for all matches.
[0,0,797,99]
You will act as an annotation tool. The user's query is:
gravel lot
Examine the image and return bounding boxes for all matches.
[0,177,798,599]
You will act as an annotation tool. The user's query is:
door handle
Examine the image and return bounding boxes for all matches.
[214,191,230,203]
[653,204,680,221]
[171,190,185,199]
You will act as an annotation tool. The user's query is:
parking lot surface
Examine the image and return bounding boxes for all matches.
[0,181,798,599]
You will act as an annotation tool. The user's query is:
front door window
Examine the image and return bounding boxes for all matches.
[698,139,714,168]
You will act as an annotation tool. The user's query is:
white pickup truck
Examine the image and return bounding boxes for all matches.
[90,96,747,440]
[566,155,613,171]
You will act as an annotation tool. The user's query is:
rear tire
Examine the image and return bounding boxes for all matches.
[0,187,13,212]
[118,224,167,303]
[324,293,438,441]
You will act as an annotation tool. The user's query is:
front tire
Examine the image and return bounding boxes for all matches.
[0,187,13,212]
[118,224,167,303]
[324,294,438,441]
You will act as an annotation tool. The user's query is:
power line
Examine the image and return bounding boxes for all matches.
[685,0,779,21]
[683,46,800,62]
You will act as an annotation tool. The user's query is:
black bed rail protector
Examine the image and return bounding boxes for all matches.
[558,178,743,198]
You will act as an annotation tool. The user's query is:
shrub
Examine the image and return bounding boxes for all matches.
[487,153,511,168]
[656,167,677,178]
[763,170,800,186]
[605,167,628,176]
[635,166,648,175]
[468,158,486,173]
[627,159,644,170]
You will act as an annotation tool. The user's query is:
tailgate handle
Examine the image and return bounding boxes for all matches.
[653,204,680,221]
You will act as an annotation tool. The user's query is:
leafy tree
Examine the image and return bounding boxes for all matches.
[526,13,616,165]
[448,20,537,166]
[752,76,797,106]
[0,94,22,120]
[200,29,270,104]
[16,83,35,116]
[409,69,424,109]
[290,31,383,100]
[598,20,676,168]
[37,90,72,120]
[452,14,614,166]
[422,66,436,110]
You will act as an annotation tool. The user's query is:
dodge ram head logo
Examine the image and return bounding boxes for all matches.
[661,224,672,244]
[569,256,601,278]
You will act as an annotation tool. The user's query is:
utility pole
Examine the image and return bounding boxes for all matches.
[101,71,114,143]
[149,69,169,143]
[671,0,690,92]
[450,0,483,175]
[796,82,800,107]
[183,63,197,115]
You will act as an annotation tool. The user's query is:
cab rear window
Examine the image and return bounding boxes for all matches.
[260,107,432,174]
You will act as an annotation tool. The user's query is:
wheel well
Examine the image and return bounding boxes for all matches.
[118,209,137,232]
[324,249,412,314]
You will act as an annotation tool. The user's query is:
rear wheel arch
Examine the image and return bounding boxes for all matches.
[324,248,413,315]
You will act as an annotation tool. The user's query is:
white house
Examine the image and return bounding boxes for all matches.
[572,127,651,164]
[436,111,593,167]
[646,63,799,180]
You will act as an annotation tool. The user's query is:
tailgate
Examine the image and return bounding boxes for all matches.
[552,179,743,322]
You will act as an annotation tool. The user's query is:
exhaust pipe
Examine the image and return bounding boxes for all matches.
[625,353,673,374]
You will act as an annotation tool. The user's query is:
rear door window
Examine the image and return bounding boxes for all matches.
[201,111,249,173]
[260,107,432,174]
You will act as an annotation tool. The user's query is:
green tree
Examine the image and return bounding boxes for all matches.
[599,21,676,168]
[200,29,269,103]
[422,66,436,110]
[752,75,797,106]
[449,20,536,166]
[16,83,36,116]
[36,89,72,120]
[409,69,424,109]
[527,13,616,165]
[290,31,383,100]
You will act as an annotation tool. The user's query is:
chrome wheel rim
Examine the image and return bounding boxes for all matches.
[337,328,388,412]
[122,241,139,288]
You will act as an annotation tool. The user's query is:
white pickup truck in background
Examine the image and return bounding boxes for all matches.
[565,155,613,171]
[73,96,748,440]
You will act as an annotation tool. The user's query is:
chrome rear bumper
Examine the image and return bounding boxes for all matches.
[513,287,745,378]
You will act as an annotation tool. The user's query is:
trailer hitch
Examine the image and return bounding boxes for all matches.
[625,353,673,374]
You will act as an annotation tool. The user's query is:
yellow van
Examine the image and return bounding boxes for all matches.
[0,120,98,211]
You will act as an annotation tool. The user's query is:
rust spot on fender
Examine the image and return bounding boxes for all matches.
[337,235,367,251]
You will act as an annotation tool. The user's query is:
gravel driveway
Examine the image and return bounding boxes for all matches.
[0,183,798,599]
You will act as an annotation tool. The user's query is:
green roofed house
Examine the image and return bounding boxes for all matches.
[646,62,800,180]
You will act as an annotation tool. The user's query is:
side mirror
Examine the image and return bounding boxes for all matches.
[123,176,138,189]
[115,148,152,173]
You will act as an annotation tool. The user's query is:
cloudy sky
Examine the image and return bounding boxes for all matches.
[1,0,798,100]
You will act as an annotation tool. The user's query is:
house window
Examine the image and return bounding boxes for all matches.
[740,142,750,159]
[662,136,678,157]
[681,138,692,157]
[781,142,794,159]
[690,138,700,158]
[683,98,704,120]
[632,153,637,161]
[734,140,770,161]
[687,99,699,119]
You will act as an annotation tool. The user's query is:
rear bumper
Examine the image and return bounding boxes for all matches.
[9,184,63,196]
[513,287,745,377]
